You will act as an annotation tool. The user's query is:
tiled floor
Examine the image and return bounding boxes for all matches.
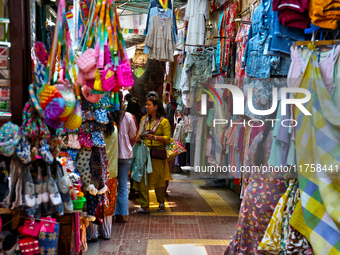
[86,173,241,255]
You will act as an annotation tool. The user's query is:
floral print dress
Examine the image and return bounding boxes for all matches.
[224,131,287,255]
[235,22,250,86]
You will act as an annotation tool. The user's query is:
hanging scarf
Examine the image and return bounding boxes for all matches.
[139,115,164,136]
[158,0,168,11]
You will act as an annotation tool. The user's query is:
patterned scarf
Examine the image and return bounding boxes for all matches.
[139,115,164,136]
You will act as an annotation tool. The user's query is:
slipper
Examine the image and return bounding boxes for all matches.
[132,207,150,213]
[157,203,165,212]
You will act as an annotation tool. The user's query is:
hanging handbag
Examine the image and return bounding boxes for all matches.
[76,48,97,73]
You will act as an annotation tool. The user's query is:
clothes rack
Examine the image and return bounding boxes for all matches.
[235,18,252,24]
[184,44,210,47]
[294,39,340,46]
[205,35,236,40]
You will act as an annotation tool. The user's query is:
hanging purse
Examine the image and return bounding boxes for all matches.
[114,6,134,88]
[93,69,104,91]
[39,85,66,120]
[76,48,97,73]
[54,79,76,118]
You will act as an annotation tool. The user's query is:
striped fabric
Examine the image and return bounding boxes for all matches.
[291,52,340,255]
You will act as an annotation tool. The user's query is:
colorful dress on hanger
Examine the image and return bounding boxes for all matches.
[223,1,238,77]
[224,131,287,255]
[235,23,250,86]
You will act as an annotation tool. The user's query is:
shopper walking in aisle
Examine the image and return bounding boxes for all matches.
[163,91,175,197]
[224,117,288,254]
[126,97,144,199]
[134,96,172,213]
[114,93,137,223]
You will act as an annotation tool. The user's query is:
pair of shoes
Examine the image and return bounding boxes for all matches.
[157,203,165,212]
[87,238,98,243]
[132,207,150,213]
[116,215,128,223]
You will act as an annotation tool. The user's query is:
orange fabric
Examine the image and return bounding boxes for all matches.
[103,177,117,216]
[310,0,340,29]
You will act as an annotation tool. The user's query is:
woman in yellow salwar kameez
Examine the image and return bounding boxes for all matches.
[134,96,172,213]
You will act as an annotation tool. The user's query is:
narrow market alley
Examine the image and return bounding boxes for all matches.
[86,172,241,255]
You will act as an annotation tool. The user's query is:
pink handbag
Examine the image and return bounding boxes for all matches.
[83,65,96,80]
[81,85,103,103]
[77,71,85,85]
[76,48,97,73]
[101,64,116,91]
[117,62,134,87]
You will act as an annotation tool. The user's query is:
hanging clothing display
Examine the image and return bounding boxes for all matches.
[224,132,288,255]
[243,0,294,78]
[184,0,209,45]
[144,0,177,56]
[144,15,175,62]
[235,22,250,82]
[290,53,340,255]
[221,2,238,76]
[184,47,216,79]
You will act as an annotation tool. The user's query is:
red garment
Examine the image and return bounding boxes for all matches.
[279,9,310,29]
[223,2,238,71]
[19,237,40,255]
[273,0,310,13]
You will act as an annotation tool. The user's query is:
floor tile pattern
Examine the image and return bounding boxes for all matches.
[86,175,241,255]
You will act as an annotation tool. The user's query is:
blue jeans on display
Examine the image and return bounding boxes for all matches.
[115,158,132,216]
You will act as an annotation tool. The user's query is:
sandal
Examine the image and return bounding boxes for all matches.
[157,203,165,212]
[132,207,150,213]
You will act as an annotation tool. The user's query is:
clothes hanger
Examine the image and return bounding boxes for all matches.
[158,13,168,20]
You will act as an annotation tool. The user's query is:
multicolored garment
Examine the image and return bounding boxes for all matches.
[224,131,287,255]
[223,1,238,77]
[258,179,297,253]
[103,177,117,217]
[290,52,340,255]
[280,182,299,253]
[235,22,250,86]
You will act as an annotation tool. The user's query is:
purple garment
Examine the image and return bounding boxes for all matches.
[250,126,264,141]
[237,126,245,152]
[224,131,287,255]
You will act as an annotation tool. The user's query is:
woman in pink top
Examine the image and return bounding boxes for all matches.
[113,93,137,223]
